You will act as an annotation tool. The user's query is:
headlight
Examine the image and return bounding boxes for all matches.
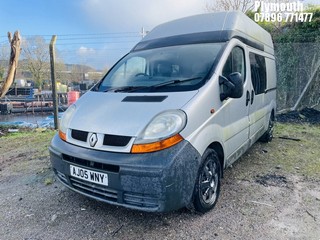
[59,104,76,141]
[131,110,187,153]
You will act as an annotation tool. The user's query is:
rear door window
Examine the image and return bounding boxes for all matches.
[249,53,267,95]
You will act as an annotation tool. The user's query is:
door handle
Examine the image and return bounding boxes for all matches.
[246,91,250,106]
[251,90,254,104]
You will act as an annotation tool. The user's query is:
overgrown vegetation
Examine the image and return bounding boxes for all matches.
[274,7,320,111]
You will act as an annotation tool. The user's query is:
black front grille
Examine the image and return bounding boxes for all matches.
[123,192,159,208]
[70,129,131,147]
[71,129,88,142]
[62,154,120,173]
[54,169,68,184]
[103,134,131,147]
[70,177,118,201]
[69,177,159,209]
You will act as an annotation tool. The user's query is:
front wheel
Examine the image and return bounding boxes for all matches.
[193,149,221,213]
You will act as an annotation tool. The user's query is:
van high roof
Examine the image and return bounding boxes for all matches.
[133,11,274,55]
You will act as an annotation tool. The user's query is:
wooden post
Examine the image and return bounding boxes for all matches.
[291,61,320,111]
[49,35,59,129]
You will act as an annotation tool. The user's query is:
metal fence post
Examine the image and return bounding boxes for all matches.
[49,35,58,130]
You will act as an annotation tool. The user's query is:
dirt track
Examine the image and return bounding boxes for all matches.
[0,124,319,240]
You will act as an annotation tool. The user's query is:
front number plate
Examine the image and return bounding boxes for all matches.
[70,165,108,186]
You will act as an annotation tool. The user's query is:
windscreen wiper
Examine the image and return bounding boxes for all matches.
[127,76,203,92]
[102,77,203,93]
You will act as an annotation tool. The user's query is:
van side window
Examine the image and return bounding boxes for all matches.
[222,46,245,82]
[249,53,266,95]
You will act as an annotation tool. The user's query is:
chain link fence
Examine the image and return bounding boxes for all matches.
[274,42,320,112]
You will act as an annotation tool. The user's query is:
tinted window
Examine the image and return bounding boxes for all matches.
[249,53,266,95]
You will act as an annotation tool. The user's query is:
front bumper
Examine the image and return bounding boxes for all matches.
[49,134,201,212]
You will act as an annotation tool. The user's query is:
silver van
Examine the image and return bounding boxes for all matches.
[49,11,276,213]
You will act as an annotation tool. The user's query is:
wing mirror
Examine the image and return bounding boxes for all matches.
[219,72,244,101]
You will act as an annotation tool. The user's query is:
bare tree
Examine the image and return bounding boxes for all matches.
[21,36,50,91]
[206,0,255,13]
[0,31,21,98]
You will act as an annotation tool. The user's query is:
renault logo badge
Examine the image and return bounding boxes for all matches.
[89,133,98,147]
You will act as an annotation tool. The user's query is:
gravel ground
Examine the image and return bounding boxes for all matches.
[0,123,319,240]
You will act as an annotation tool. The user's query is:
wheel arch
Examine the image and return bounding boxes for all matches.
[270,108,275,120]
[207,142,225,177]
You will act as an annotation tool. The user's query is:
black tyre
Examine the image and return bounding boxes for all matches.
[260,114,274,143]
[193,149,221,213]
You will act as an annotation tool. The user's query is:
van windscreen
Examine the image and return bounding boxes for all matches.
[96,43,224,92]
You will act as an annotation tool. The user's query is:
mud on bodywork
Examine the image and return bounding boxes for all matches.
[49,134,201,212]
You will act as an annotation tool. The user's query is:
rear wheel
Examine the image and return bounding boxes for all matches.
[260,114,274,143]
[193,149,221,213]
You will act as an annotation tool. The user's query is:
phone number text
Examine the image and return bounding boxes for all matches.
[254,12,313,22]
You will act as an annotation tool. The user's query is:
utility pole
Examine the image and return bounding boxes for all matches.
[49,35,58,129]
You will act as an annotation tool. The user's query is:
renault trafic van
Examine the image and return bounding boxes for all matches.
[49,11,276,213]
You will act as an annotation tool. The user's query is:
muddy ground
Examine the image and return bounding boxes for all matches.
[0,122,319,240]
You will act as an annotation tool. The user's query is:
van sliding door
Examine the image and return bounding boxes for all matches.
[248,52,269,144]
